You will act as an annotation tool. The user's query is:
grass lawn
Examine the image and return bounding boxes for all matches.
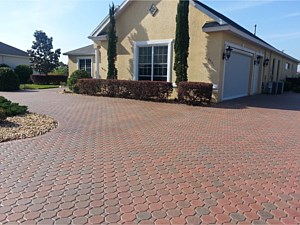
[20,84,60,90]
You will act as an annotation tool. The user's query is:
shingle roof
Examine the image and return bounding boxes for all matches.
[0,42,28,57]
[193,0,273,48]
[63,45,94,56]
[194,0,299,62]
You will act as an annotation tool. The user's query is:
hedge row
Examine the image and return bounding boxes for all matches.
[75,79,174,102]
[31,74,68,85]
[74,79,213,105]
[178,82,213,105]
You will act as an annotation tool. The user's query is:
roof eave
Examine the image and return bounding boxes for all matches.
[190,0,227,25]
[0,53,29,58]
[203,26,300,63]
[89,0,132,38]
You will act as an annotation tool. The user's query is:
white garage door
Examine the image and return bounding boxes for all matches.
[223,51,252,100]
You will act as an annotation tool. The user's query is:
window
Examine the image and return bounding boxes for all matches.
[78,58,92,75]
[138,46,168,81]
[285,62,290,70]
[134,40,173,82]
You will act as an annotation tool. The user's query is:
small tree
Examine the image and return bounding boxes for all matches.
[174,0,190,85]
[14,65,33,85]
[107,3,118,80]
[28,30,61,75]
[50,62,68,75]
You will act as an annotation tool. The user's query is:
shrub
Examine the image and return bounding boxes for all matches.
[0,108,7,121]
[0,96,27,117]
[31,74,68,85]
[14,65,33,84]
[0,63,10,68]
[68,70,91,91]
[75,79,173,102]
[178,82,213,105]
[0,69,20,91]
[283,81,293,92]
[292,86,300,93]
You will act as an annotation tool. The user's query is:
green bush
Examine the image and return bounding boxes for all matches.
[0,108,7,121]
[67,70,91,91]
[0,63,10,68]
[292,86,300,93]
[0,96,27,117]
[14,65,33,84]
[0,69,20,91]
[284,81,293,92]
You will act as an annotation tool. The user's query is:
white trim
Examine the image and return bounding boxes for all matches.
[190,0,226,25]
[77,57,93,77]
[0,53,29,59]
[133,39,173,82]
[89,35,108,42]
[89,0,132,38]
[203,25,299,62]
[94,48,100,79]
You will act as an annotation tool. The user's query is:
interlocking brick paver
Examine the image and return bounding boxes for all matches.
[0,90,299,224]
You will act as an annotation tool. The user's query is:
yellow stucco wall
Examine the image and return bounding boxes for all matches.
[99,0,224,88]
[67,0,299,101]
[68,55,96,78]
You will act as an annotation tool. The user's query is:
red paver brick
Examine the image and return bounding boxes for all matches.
[216,213,231,223]
[170,217,185,225]
[1,90,299,224]
[201,215,217,224]
[121,212,136,222]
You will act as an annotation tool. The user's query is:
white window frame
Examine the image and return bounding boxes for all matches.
[133,39,173,82]
[77,57,93,76]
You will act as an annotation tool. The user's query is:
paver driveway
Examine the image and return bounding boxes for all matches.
[0,89,299,224]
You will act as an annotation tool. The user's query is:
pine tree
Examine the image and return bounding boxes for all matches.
[28,30,61,75]
[174,0,190,85]
[107,3,118,79]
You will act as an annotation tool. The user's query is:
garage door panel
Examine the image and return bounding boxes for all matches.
[223,51,251,100]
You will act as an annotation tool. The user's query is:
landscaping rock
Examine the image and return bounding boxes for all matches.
[0,113,58,142]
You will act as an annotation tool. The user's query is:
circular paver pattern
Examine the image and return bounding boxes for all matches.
[0,89,299,224]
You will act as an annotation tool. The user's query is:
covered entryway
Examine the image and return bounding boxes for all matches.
[222,51,252,100]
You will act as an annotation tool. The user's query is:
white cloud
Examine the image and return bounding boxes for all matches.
[217,0,274,13]
[263,32,300,41]
[283,12,300,18]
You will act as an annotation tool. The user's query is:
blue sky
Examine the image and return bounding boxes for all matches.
[1,0,300,71]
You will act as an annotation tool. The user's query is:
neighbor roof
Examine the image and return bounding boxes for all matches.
[63,45,94,56]
[0,42,28,57]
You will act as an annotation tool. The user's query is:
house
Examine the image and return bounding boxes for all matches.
[0,42,30,69]
[65,0,299,102]
[63,45,95,77]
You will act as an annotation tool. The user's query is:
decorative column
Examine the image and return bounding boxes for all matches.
[94,45,100,79]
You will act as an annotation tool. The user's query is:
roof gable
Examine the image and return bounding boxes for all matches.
[89,0,299,63]
[63,45,94,56]
[0,42,28,57]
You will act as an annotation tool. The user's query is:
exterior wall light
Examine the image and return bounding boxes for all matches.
[254,55,263,65]
[223,46,232,60]
[263,58,270,67]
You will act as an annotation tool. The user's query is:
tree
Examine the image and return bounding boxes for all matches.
[50,62,68,75]
[14,65,33,85]
[28,30,61,75]
[174,0,190,85]
[107,3,118,79]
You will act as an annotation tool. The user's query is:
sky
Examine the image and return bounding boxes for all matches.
[1,0,300,71]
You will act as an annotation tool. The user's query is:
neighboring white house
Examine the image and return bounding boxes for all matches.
[0,42,30,69]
